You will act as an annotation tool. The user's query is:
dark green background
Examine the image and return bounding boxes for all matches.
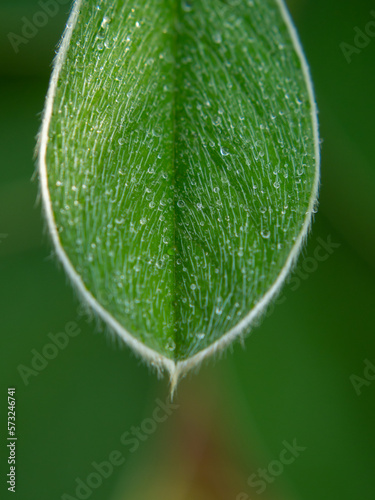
[1,1,374,499]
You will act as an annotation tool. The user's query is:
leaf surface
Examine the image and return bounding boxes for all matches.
[39,0,319,380]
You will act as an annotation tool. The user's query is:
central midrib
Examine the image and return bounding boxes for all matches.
[170,1,180,362]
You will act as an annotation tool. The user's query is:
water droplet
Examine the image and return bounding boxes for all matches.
[152,127,162,137]
[166,338,176,351]
[101,16,110,29]
[118,138,125,145]
[213,32,222,44]
[220,146,230,156]
[182,1,193,12]
[140,218,147,225]
[190,284,196,290]
[215,307,223,315]
[177,199,185,208]
[261,229,271,239]
[196,333,205,340]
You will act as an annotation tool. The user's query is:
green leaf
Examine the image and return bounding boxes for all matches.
[38,0,319,384]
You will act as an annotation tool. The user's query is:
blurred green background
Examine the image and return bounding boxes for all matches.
[1,0,374,499]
